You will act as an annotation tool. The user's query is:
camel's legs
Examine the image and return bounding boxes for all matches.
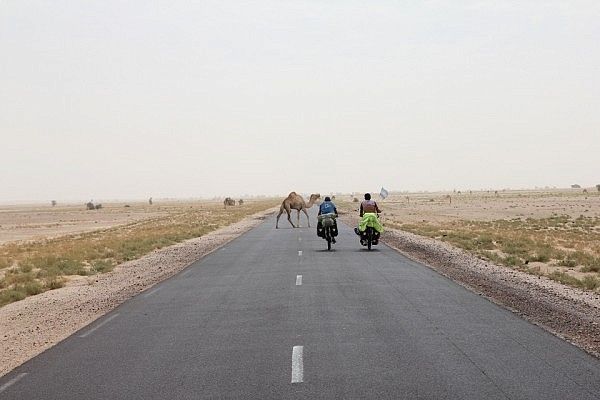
[302,208,310,227]
[277,206,296,228]
[287,210,295,228]
[297,210,301,228]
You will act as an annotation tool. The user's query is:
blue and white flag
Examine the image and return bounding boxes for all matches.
[380,187,389,199]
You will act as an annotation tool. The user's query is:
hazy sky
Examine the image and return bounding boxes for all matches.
[2,1,599,202]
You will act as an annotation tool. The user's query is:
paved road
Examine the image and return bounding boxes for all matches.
[1,210,599,399]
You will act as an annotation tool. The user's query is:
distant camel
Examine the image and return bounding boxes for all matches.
[223,197,235,208]
[276,192,320,228]
[238,199,244,206]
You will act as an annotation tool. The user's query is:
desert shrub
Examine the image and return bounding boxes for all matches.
[473,234,495,250]
[45,277,65,290]
[22,281,44,296]
[91,260,114,273]
[26,256,83,277]
[0,289,27,307]
[548,271,584,287]
[567,251,597,268]
[500,238,533,258]
[558,258,577,268]
[530,246,553,262]
[580,261,600,273]
[503,255,523,267]
[3,271,35,286]
[480,250,504,264]
[581,276,600,290]
[19,263,33,273]
[0,257,11,269]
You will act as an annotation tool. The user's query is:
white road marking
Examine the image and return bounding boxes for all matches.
[291,346,304,383]
[0,373,28,393]
[79,314,120,338]
[296,275,302,285]
[298,250,303,256]
[144,287,161,297]
[298,237,302,241]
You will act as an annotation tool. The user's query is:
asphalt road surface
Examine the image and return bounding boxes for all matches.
[2,210,599,399]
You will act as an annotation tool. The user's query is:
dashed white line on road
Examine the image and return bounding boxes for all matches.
[298,250,303,256]
[0,373,28,393]
[291,346,304,383]
[298,237,302,241]
[296,275,302,285]
[144,287,161,297]
[79,314,120,338]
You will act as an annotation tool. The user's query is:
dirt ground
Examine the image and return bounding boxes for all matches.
[373,188,600,224]
[0,202,170,245]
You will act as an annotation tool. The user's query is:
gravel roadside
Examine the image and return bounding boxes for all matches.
[0,208,277,377]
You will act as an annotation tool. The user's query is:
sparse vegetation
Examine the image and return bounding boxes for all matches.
[392,215,600,291]
[0,200,278,307]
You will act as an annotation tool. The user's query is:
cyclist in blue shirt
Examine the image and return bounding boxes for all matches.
[317,196,338,243]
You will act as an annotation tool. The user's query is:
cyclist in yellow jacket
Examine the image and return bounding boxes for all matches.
[354,193,384,235]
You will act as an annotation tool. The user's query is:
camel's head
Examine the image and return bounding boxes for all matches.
[309,193,321,202]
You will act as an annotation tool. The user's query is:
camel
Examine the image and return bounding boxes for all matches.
[276,192,320,228]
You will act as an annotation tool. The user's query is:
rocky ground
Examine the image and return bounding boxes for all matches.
[0,208,277,377]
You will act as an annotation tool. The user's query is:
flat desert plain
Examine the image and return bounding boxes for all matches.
[0,202,177,245]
